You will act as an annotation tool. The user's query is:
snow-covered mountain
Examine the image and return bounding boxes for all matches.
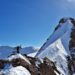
[0,46,37,59]
[0,17,75,75]
[36,17,75,75]
[36,18,74,56]
[0,46,14,59]
[21,46,37,55]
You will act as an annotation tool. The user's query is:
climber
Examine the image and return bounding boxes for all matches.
[15,46,21,53]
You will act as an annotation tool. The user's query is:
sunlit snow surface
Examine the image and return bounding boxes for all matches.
[38,39,69,75]
[1,66,31,75]
[36,19,74,75]
[36,19,73,56]
[0,54,32,75]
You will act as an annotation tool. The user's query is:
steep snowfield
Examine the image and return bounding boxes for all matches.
[36,18,74,75]
[0,54,31,75]
[38,39,69,75]
[1,66,31,75]
[36,19,73,56]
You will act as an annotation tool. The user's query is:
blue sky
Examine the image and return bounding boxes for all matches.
[0,0,75,47]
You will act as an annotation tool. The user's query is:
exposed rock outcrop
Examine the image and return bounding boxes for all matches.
[0,54,58,75]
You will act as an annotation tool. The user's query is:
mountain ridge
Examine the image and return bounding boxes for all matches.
[36,17,75,75]
[0,17,75,75]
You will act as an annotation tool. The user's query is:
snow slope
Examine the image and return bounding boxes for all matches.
[37,39,69,75]
[36,18,74,75]
[0,54,31,75]
[1,66,31,75]
[36,18,73,56]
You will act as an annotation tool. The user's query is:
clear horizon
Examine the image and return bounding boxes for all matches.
[0,0,75,47]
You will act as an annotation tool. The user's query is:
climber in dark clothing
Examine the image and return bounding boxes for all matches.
[15,46,21,53]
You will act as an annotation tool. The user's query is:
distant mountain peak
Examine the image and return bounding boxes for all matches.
[0,46,37,59]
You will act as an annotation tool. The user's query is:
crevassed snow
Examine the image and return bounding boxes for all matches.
[1,66,31,75]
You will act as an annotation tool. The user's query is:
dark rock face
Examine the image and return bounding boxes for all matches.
[0,61,4,69]
[59,18,67,24]
[68,18,75,74]
[38,57,59,75]
[69,26,75,59]
[70,18,75,26]
[55,18,70,31]
[67,56,75,75]
[0,60,10,69]
[11,58,30,67]
[11,57,39,75]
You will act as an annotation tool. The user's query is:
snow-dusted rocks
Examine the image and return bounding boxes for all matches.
[8,54,31,65]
